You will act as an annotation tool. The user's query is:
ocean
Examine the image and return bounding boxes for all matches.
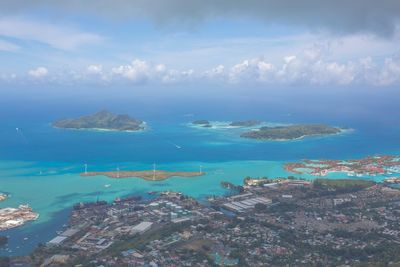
[0,85,400,255]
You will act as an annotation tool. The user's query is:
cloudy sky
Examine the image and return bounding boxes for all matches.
[0,0,400,87]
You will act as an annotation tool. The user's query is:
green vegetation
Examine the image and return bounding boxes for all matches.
[268,202,300,213]
[241,124,341,140]
[105,221,192,256]
[181,239,214,254]
[53,110,144,131]
[311,179,376,196]
[314,179,375,188]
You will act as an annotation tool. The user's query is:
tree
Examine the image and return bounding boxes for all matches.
[254,203,267,212]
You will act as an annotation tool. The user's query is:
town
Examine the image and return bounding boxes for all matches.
[284,155,400,177]
[4,177,400,266]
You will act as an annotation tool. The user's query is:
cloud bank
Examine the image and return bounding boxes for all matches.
[13,51,400,86]
[1,0,400,37]
[28,67,48,78]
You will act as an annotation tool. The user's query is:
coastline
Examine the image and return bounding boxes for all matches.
[52,122,148,133]
[0,157,398,256]
[242,127,352,142]
[0,205,39,231]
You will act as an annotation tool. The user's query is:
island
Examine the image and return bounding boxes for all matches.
[0,205,39,231]
[241,124,341,140]
[81,170,205,181]
[53,110,145,132]
[192,120,211,127]
[229,120,260,127]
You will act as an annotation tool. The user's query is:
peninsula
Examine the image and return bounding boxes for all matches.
[81,170,205,181]
[53,110,145,132]
[241,124,341,140]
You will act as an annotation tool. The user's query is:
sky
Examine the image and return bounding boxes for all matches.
[0,0,400,88]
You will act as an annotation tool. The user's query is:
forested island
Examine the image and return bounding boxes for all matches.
[53,110,145,132]
[241,124,341,140]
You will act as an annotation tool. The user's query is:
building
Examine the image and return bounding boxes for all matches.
[131,221,153,234]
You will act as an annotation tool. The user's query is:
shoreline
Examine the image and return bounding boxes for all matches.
[52,122,148,133]
[0,205,39,231]
[242,127,352,142]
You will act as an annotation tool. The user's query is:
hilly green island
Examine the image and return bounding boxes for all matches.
[241,124,342,140]
[52,110,145,132]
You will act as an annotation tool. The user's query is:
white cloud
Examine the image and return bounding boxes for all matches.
[87,64,103,74]
[376,55,400,85]
[229,58,276,83]
[28,67,48,78]
[207,49,400,86]
[0,17,102,50]
[111,59,194,83]
[112,59,152,82]
[12,53,400,86]
[203,65,225,79]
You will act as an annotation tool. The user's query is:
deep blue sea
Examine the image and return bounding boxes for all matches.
[0,85,400,255]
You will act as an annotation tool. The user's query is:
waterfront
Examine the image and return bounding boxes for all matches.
[1,88,400,256]
[0,158,397,256]
[13,177,400,266]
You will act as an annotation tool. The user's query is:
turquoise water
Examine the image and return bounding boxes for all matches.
[0,124,396,256]
[1,88,400,255]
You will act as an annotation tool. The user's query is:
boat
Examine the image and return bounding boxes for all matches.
[104,184,111,188]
